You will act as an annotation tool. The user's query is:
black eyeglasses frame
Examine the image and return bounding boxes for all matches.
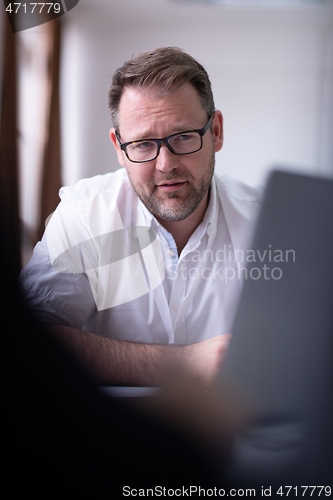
[115,115,213,164]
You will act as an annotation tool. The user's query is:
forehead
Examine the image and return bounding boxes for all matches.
[117,83,207,138]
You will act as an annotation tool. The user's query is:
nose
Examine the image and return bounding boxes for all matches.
[155,142,180,173]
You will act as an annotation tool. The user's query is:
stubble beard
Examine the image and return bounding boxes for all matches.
[128,151,215,222]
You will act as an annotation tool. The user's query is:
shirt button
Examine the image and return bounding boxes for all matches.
[168,248,175,257]
[172,303,179,312]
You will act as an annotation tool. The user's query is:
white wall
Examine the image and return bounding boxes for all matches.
[60,0,333,189]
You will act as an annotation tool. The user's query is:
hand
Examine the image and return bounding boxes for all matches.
[134,361,248,461]
[184,334,231,386]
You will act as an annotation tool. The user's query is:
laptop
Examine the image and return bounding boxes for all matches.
[219,169,333,489]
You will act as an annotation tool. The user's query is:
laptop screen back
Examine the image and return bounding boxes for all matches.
[220,170,333,488]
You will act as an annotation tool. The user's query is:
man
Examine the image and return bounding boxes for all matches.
[19,47,260,386]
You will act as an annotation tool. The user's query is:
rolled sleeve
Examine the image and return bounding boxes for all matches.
[19,239,96,329]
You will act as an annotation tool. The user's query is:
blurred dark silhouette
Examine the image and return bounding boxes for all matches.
[4,184,235,497]
[2,227,218,496]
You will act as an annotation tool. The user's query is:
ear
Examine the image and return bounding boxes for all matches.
[110,128,125,167]
[212,110,223,153]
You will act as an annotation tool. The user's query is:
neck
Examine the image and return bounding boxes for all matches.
[157,191,209,255]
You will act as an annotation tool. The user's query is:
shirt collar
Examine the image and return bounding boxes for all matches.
[184,175,219,253]
[136,175,219,249]
[200,175,217,236]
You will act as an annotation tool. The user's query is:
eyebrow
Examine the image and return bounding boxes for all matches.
[122,124,198,142]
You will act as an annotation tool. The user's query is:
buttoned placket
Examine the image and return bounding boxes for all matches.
[135,203,175,342]
[146,188,219,345]
[173,189,219,344]
[154,225,181,343]
[136,181,219,345]
[172,216,217,345]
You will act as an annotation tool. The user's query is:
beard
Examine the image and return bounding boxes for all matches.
[127,149,215,223]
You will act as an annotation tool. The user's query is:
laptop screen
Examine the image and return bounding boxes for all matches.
[219,170,333,488]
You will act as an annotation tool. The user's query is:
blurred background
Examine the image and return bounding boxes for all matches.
[1,0,333,269]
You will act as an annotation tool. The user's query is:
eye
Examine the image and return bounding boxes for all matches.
[132,140,155,150]
[170,133,198,146]
[176,133,194,141]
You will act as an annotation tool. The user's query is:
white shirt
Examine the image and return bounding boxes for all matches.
[19,168,261,345]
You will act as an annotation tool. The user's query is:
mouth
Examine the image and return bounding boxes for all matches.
[157,181,187,192]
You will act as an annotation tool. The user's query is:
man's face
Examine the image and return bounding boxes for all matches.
[110,83,223,223]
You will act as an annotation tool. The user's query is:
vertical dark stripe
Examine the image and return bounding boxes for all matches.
[0,15,21,275]
[37,18,62,242]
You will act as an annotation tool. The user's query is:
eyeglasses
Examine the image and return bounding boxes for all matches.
[115,116,213,164]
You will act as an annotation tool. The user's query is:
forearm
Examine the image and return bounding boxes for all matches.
[49,325,185,386]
